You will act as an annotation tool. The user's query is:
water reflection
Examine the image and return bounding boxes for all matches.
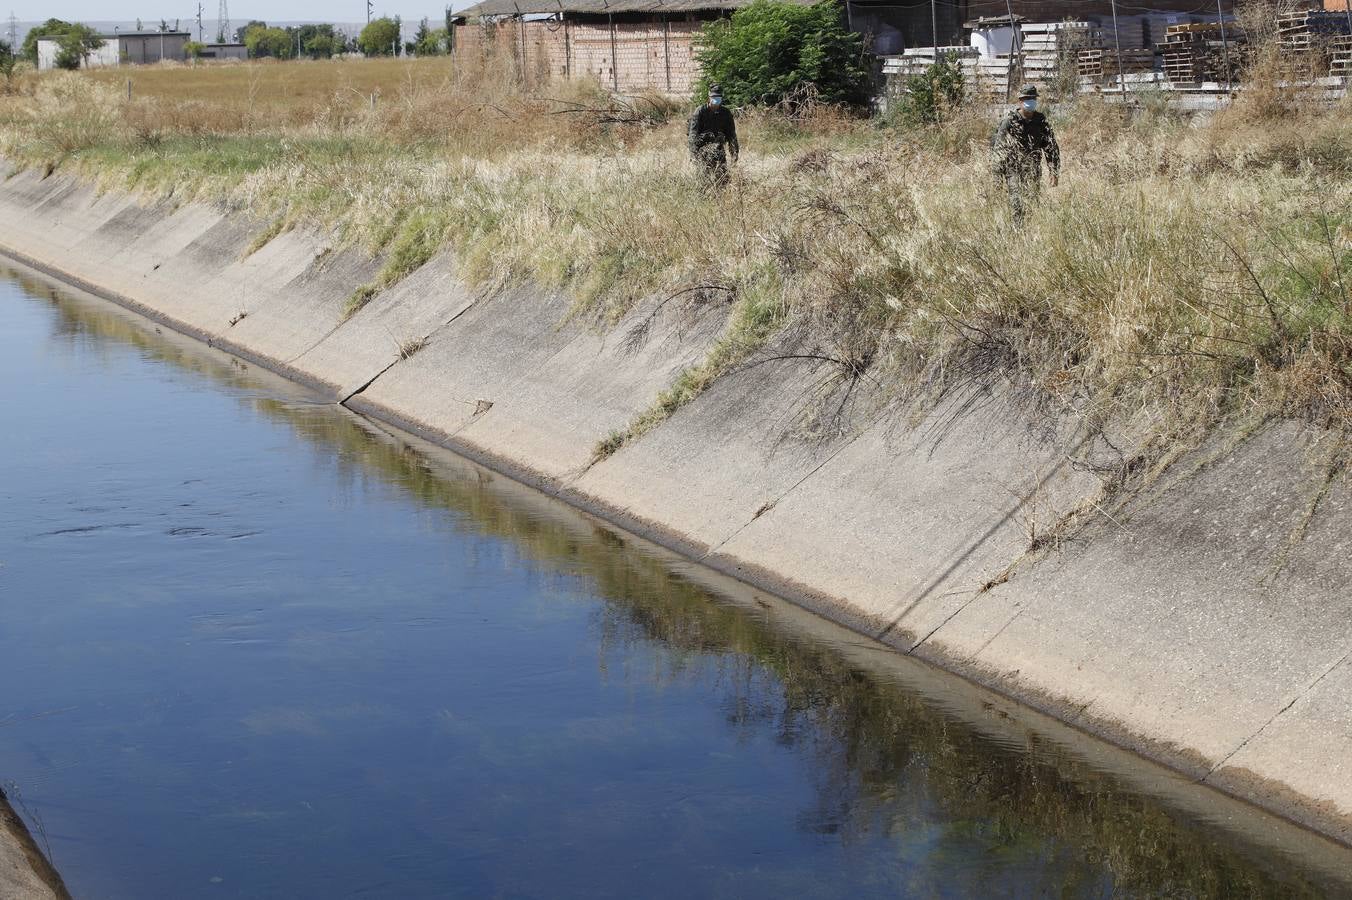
[12,269,1352,898]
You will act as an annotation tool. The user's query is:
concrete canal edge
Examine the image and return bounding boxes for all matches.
[1,169,1351,858]
[0,788,70,900]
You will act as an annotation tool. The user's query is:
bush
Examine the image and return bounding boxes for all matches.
[696,0,870,109]
[888,52,964,126]
[21,18,73,64]
[53,25,102,71]
[359,18,401,57]
[243,24,293,60]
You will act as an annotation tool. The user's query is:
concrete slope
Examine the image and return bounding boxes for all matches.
[1,172,1350,853]
[0,790,68,900]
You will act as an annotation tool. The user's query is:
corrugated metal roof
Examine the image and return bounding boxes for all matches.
[457,0,813,17]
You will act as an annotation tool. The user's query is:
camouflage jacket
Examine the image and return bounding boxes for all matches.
[992,109,1060,177]
[687,104,739,157]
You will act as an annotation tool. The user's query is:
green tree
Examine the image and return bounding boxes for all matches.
[409,17,429,55]
[243,23,293,59]
[234,20,267,43]
[184,40,205,61]
[0,39,15,89]
[414,21,447,56]
[52,24,102,70]
[695,0,869,108]
[358,17,400,56]
[20,18,74,64]
[304,33,337,58]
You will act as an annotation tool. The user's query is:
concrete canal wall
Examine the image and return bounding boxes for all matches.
[2,168,1350,851]
[0,789,68,899]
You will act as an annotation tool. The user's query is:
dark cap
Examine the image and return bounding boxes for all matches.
[1018,84,1038,99]
[708,82,723,98]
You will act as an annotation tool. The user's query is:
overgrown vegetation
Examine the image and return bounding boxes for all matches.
[0,44,1348,490]
[695,0,870,108]
[888,52,965,126]
[0,40,14,86]
[359,17,402,58]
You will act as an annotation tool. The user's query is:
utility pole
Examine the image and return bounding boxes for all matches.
[1343,0,1352,85]
[930,0,938,60]
[217,0,230,43]
[1000,2,1019,101]
[1216,0,1232,92]
[6,11,17,48]
[1108,0,1125,99]
[367,0,374,24]
[196,2,204,42]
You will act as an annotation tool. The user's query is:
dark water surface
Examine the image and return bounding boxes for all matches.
[3,268,1352,899]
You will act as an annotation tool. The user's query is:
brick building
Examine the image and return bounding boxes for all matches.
[451,0,1237,97]
[451,0,815,95]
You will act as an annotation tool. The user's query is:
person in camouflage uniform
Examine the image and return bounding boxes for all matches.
[992,85,1060,225]
[687,82,739,189]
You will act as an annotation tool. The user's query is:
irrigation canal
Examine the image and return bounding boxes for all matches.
[3,267,1352,898]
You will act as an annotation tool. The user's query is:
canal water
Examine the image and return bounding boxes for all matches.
[2,266,1352,899]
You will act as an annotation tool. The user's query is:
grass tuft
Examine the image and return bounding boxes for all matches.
[0,53,1349,482]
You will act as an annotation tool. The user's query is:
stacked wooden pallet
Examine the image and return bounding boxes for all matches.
[1330,34,1352,76]
[1160,22,1241,85]
[1077,47,1155,78]
[961,56,1018,97]
[881,49,1014,99]
[1277,10,1351,54]
[880,47,978,78]
[1020,22,1097,80]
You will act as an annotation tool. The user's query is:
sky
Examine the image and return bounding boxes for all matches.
[4,2,462,32]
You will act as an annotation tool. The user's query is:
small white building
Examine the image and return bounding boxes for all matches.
[37,30,191,70]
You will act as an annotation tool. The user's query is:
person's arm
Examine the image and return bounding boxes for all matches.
[1043,119,1060,185]
[726,112,739,160]
[991,114,1012,171]
[688,108,702,155]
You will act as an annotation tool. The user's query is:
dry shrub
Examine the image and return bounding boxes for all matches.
[9,74,121,158]
[1,53,1349,455]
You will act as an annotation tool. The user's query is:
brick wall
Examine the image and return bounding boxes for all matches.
[453,18,703,96]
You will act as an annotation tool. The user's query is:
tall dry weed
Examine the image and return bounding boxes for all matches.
[0,55,1348,459]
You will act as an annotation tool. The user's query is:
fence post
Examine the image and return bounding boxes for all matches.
[609,11,619,92]
[1109,0,1126,98]
[1217,0,1232,92]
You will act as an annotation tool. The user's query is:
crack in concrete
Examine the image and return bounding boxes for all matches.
[336,298,481,407]
[697,422,876,564]
[338,357,401,406]
[969,608,1024,661]
[884,426,1102,649]
[1202,646,1352,783]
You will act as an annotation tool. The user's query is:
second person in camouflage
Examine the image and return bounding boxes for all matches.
[688,82,739,189]
[992,84,1060,225]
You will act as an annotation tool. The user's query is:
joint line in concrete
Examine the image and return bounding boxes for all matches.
[1202,646,1352,783]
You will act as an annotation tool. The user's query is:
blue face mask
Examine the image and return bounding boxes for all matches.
[710,96,722,106]
[1022,99,1037,112]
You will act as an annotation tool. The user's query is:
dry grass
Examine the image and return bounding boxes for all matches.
[0,53,1348,486]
